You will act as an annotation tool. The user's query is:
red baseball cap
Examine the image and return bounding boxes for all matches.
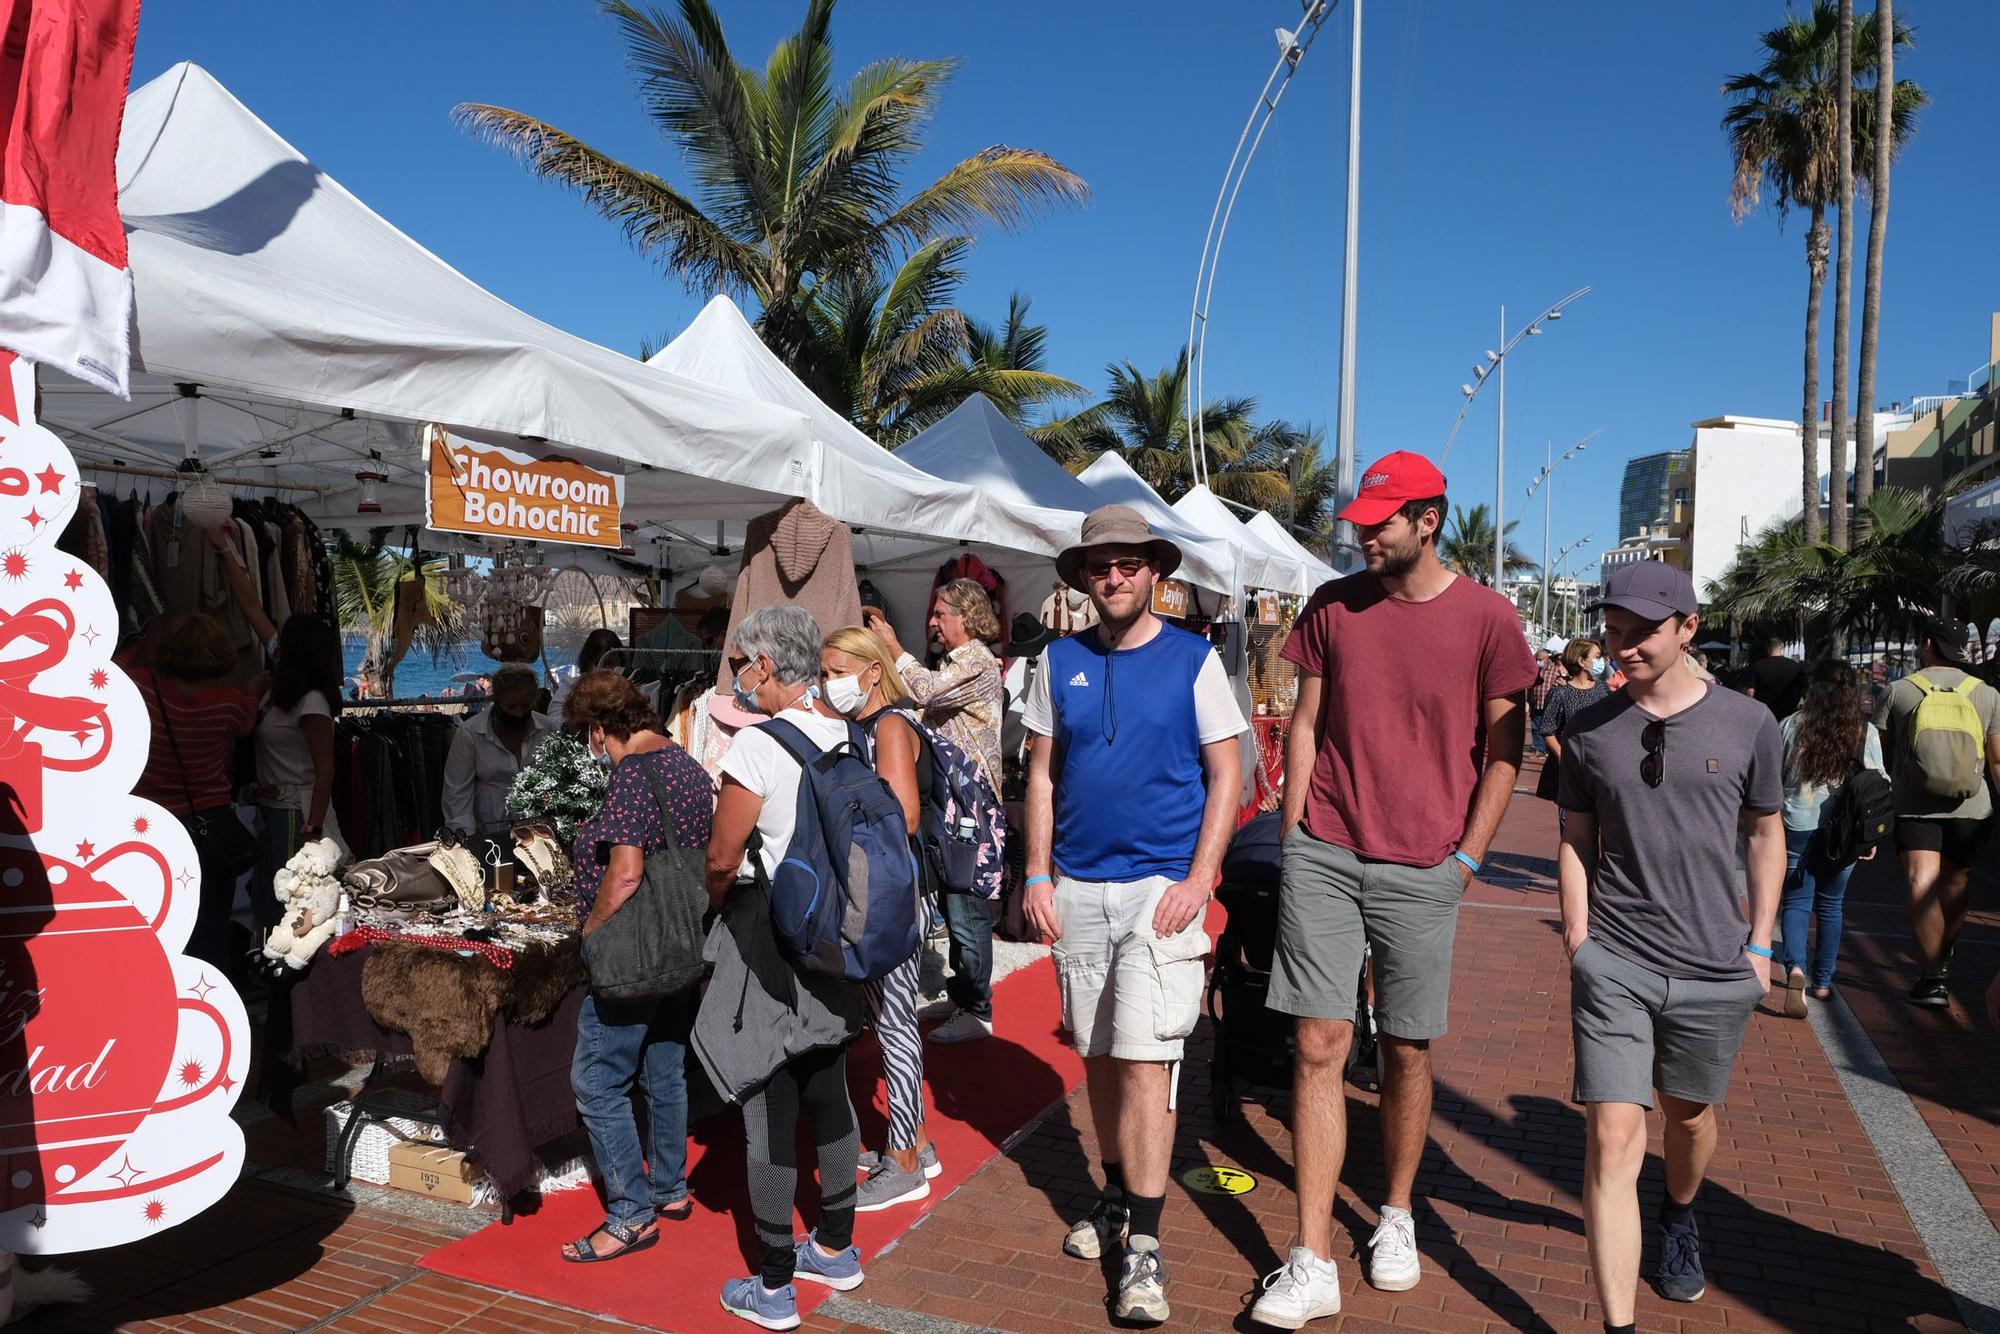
[1337,451,1448,526]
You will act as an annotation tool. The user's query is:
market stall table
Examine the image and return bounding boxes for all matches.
[286,943,584,1215]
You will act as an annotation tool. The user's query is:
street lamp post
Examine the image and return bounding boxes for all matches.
[1550,536,1595,636]
[1442,286,1591,589]
[1526,429,1600,631]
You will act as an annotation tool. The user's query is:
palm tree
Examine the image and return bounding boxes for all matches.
[455,0,1086,380]
[1063,352,1256,502]
[1438,504,1536,587]
[964,293,1081,426]
[1707,487,1945,653]
[1853,0,1926,528]
[330,534,465,698]
[1208,419,1336,538]
[1723,1,1922,545]
[804,241,1079,444]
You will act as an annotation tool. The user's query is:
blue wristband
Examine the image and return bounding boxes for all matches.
[1450,850,1480,875]
[1744,941,1773,959]
[1025,875,1053,890]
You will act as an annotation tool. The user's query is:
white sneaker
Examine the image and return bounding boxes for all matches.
[1250,1247,1343,1329]
[1114,1237,1170,1324]
[1366,1206,1421,1291]
[926,1010,993,1044]
[1062,1193,1128,1259]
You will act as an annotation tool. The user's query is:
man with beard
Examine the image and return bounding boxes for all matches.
[1022,505,1247,1325]
[1252,452,1536,1328]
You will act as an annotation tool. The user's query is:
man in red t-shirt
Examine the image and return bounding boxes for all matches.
[1251,452,1537,1328]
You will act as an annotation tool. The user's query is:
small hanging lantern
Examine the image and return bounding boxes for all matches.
[355,450,386,514]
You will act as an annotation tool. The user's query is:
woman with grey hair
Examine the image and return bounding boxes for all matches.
[699,605,869,1327]
[864,578,1004,1045]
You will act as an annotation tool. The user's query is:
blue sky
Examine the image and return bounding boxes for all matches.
[131,2,2000,571]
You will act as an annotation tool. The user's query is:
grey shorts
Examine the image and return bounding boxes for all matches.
[1569,938,1764,1108]
[1267,828,1467,1040]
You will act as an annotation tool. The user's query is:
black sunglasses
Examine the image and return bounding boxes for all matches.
[1639,720,1666,789]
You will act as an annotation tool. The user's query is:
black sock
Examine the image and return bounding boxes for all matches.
[1662,1193,1695,1224]
[1604,1323,1635,1334]
[1126,1191,1166,1243]
[1102,1160,1127,1198]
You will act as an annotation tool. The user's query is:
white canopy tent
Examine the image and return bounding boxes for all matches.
[644,298,1079,631]
[1245,510,1337,590]
[41,63,823,533]
[1171,484,1316,595]
[898,395,1237,597]
[37,63,1083,641]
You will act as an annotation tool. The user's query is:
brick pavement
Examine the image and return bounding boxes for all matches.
[837,764,1968,1332]
[17,760,1985,1332]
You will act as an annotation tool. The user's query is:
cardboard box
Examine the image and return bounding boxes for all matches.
[386,1140,482,1204]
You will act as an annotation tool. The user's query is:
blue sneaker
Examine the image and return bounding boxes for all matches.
[1655,1211,1706,1302]
[792,1230,865,1291]
[719,1275,800,1330]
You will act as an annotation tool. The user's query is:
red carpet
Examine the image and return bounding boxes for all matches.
[420,953,1084,1333]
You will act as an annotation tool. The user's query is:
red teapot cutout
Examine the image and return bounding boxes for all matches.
[0,839,229,1210]
[0,598,113,835]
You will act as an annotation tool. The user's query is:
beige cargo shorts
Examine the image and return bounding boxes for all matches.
[1051,874,1209,1063]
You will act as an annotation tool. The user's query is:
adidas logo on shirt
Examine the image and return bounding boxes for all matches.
[1069,671,1090,687]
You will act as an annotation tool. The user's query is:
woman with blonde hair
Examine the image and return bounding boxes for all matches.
[863,579,1004,1045]
[821,625,941,1211]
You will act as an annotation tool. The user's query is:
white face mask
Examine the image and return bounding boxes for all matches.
[825,673,869,716]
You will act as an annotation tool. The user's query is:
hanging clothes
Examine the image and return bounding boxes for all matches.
[1040,583,1098,635]
[713,499,862,690]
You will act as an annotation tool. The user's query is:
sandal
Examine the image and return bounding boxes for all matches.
[561,1218,658,1264]
[657,1198,693,1222]
[1783,970,1809,1019]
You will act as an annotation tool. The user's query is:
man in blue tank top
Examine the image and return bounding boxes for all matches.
[1022,505,1247,1326]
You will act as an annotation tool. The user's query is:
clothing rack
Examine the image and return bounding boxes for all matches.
[77,459,331,496]
[344,698,473,713]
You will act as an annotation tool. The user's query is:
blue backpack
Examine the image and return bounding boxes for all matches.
[752,716,923,982]
[884,708,1008,901]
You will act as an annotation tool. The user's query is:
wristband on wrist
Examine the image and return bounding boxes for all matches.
[1450,849,1480,875]
[1744,941,1773,959]
[1024,874,1053,890]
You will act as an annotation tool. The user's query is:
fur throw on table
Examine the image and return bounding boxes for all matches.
[359,936,584,1084]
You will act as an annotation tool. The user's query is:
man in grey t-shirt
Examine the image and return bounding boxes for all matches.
[1556,562,1786,1332]
[1870,618,2000,1008]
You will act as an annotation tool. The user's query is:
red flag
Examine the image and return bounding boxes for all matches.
[0,0,141,397]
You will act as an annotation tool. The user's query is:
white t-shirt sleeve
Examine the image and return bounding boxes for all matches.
[1022,650,1054,737]
[1193,653,1250,744]
[718,725,783,800]
[297,689,333,721]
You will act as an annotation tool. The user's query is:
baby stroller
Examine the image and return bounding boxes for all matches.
[1207,812,1380,1125]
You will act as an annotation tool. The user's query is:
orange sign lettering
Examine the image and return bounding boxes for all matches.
[425,425,623,549]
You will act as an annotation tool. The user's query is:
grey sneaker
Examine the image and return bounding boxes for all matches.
[1115,1237,1170,1324]
[857,1142,941,1180]
[1062,1192,1128,1259]
[855,1157,930,1212]
[927,1010,993,1044]
[1655,1212,1706,1302]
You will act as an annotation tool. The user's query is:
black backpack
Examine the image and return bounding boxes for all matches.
[1813,764,1896,870]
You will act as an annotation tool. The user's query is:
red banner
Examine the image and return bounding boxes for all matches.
[0,0,142,396]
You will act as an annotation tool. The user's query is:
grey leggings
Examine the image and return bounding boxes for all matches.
[863,951,924,1152]
[743,1044,859,1286]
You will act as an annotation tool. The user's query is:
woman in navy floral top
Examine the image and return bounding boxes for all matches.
[559,671,713,1264]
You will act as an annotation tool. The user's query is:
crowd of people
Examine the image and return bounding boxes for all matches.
[164,441,1983,1330]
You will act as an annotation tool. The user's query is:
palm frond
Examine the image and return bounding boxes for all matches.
[876,146,1090,248]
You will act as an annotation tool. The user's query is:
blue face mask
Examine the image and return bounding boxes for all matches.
[732,668,763,715]
[1589,658,1608,679]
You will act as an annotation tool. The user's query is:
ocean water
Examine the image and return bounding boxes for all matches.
[341,637,506,698]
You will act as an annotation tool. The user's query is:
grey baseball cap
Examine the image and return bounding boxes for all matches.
[1587,560,1698,621]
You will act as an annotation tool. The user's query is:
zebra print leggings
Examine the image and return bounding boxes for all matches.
[864,950,925,1151]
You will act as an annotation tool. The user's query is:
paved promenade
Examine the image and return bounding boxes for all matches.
[22,756,1996,1332]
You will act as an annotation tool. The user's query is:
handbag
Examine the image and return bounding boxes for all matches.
[341,844,458,913]
[153,681,262,878]
[579,760,708,1001]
